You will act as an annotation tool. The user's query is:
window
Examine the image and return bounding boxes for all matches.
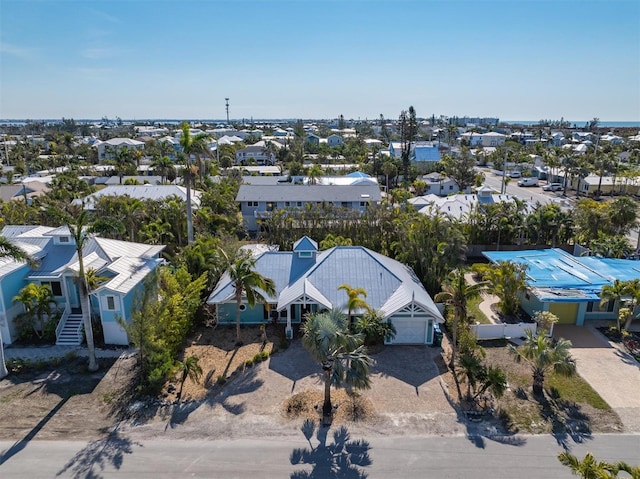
[298,251,312,258]
[59,236,69,243]
[106,296,116,311]
[280,309,287,318]
[285,202,290,207]
[297,202,303,207]
[247,201,259,207]
[41,281,63,296]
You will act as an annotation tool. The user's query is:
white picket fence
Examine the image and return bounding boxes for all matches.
[470,322,537,340]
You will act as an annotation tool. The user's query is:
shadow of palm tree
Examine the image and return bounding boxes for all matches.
[0,360,109,465]
[613,349,640,369]
[440,381,527,450]
[538,392,592,451]
[290,419,371,478]
[56,428,141,478]
[372,346,440,395]
[269,341,320,393]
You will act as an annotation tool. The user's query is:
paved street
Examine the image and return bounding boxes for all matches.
[1,434,639,478]
[479,167,569,207]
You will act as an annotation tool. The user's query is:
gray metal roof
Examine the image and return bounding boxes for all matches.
[208,240,442,322]
[236,184,382,202]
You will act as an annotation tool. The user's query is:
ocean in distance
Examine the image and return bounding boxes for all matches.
[504,120,640,128]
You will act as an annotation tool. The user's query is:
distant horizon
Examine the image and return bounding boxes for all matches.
[1,1,638,121]
[0,118,638,128]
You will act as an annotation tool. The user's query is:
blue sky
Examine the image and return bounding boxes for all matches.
[1,0,639,121]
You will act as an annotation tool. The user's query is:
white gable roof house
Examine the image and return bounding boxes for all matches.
[73,184,201,210]
[0,225,165,346]
[95,138,146,162]
[208,236,444,344]
[409,185,521,220]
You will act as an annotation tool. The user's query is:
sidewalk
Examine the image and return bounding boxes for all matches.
[3,345,134,362]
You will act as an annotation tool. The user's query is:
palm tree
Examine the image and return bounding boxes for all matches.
[434,269,486,370]
[301,309,372,424]
[228,251,276,344]
[13,283,57,338]
[600,279,628,332]
[557,451,622,478]
[176,356,203,401]
[509,329,576,396]
[66,211,99,371]
[486,261,529,318]
[151,155,176,184]
[0,236,33,379]
[338,284,370,325]
[307,164,324,185]
[179,122,212,244]
[382,160,397,194]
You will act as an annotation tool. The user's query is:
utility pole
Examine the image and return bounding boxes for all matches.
[225,98,230,125]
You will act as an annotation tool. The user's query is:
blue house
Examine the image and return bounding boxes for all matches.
[207,237,444,344]
[484,248,640,326]
[0,225,165,346]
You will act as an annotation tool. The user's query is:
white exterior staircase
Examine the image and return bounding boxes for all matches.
[55,307,84,346]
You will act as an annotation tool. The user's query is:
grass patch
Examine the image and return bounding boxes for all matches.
[481,345,619,433]
[467,295,491,324]
[546,373,611,411]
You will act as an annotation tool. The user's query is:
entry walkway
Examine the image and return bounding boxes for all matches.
[553,324,640,433]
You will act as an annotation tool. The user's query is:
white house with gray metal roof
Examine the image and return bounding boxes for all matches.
[73,185,201,210]
[207,237,443,344]
[236,183,382,233]
[0,225,165,346]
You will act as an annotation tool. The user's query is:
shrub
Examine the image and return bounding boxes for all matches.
[244,359,254,368]
[216,375,227,385]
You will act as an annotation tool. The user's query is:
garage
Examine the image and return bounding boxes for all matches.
[388,318,428,345]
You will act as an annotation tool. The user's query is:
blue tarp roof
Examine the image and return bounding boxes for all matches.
[483,248,640,302]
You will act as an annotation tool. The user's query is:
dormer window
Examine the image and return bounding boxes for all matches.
[298,251,313,259]
[59,236,69,243]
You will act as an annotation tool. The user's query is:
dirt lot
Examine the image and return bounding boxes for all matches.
[0,325,629,443]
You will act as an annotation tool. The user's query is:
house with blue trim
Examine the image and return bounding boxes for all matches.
[484,248,640,325]
[0,225,165,346]
[208,237,444,344]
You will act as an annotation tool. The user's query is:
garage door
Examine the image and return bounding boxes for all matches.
[390,319,427,344]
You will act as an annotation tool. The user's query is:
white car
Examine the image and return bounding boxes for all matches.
[508,171,521,178]
[543,183,563,192]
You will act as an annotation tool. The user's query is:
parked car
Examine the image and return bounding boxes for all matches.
[508,171,522,178]
[543,183,563,191]
[517,177,539,187]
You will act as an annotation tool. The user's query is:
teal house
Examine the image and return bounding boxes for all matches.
[207,237,444,345]
[1,225,165,346]
[484,248,640,325]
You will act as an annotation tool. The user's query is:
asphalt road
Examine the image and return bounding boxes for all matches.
[1,434,639,478]
[479,168,568,207]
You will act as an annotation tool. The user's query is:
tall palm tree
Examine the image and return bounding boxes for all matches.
[228,251,276,344]
[0,236,33,379]
[179,122,213,243]
[66,211,99,371]
[338,284,370,325]
[434,269,486,370]
[301,309,372,424]
[509,329,576,396]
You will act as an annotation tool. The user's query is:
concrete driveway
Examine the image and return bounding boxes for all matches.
[553,325,640,433]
